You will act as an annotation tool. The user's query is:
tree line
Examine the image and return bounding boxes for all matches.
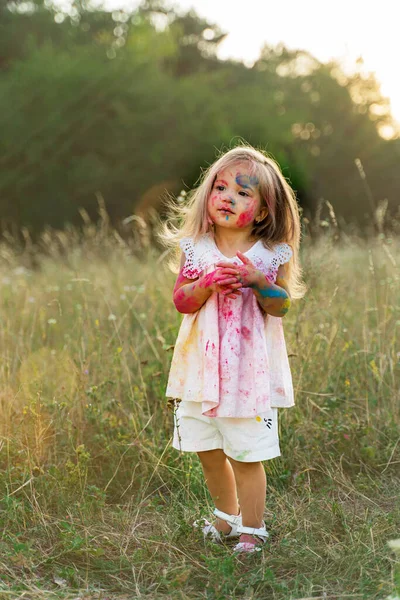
[0,0,399,235]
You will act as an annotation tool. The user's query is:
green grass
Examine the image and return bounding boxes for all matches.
[0,220,398,599]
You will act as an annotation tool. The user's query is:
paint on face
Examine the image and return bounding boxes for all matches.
[208,166,261,228]
[236,197,258,227]
[235,174,259,190]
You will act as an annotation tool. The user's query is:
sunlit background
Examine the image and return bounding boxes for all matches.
[1,0,399,234]
[103,0,400,139]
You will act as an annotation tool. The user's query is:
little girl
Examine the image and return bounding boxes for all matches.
[161,144,306,554]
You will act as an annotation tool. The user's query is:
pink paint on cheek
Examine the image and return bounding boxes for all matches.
[210,194,218,206]
[237,210,255,227]
[236,199,257,228]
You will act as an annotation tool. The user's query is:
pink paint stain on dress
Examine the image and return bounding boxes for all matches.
[241,326,251,340]
[165,233,295,417]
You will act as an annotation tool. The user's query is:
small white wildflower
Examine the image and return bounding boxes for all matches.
[53,576,67,587]
[342,328,348,333]
[51,350,56,356]
[123,285,131,292]
[108,314,117,321]
[75,303,82,311]
[120,294,126,300]
[388,538,400,551]
[140,313,146,319]
[28,296,36,303]
[47,318,57,325]
[14,266,27,276]
[2,277,11,285]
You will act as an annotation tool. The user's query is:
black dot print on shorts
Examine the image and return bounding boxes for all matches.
[263,418,273,429]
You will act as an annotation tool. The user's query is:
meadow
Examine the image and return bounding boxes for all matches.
[0,212,398,600]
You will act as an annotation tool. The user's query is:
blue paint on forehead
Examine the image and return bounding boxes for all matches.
[236,174,259,190]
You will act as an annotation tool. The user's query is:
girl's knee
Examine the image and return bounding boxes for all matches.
[196,448,227,467]
[229,457,262,471]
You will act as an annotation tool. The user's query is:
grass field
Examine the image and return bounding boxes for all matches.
[0,217,399,600]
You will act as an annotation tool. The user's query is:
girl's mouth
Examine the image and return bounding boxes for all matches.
[218,208,235,215]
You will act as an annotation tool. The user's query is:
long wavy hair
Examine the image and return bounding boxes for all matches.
[158,143,307,300]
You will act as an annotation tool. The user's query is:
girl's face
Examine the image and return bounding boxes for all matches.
[207,163,267,230]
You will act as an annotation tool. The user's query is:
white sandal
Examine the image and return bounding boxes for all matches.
[193,508,242,542]
[233,521,269,553]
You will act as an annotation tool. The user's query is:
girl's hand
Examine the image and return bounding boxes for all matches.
[199,267,242,299]
[216,251,262,293]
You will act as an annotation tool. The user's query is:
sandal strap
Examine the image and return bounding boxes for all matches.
[237,523,269,540]
[213,508,242,526]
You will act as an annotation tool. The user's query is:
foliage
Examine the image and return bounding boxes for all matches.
[0,0,399,236]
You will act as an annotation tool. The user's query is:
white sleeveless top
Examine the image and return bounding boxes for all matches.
[166,232,294,418]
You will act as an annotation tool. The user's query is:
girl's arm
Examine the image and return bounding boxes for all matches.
[215,252,291,318]
[251,263,291,318]
[173,254,242,314]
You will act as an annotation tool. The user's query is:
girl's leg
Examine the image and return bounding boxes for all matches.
[228,458,266,545]
[197,449,240,533]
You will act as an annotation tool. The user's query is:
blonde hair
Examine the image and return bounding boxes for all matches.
[158,142,307,300]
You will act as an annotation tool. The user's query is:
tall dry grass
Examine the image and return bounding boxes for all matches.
[0,203,398,599]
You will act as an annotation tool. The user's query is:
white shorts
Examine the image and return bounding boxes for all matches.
[172,400,281,463]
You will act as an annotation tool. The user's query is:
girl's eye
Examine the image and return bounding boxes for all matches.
[239,191,249,197]
[216,185,225,191]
